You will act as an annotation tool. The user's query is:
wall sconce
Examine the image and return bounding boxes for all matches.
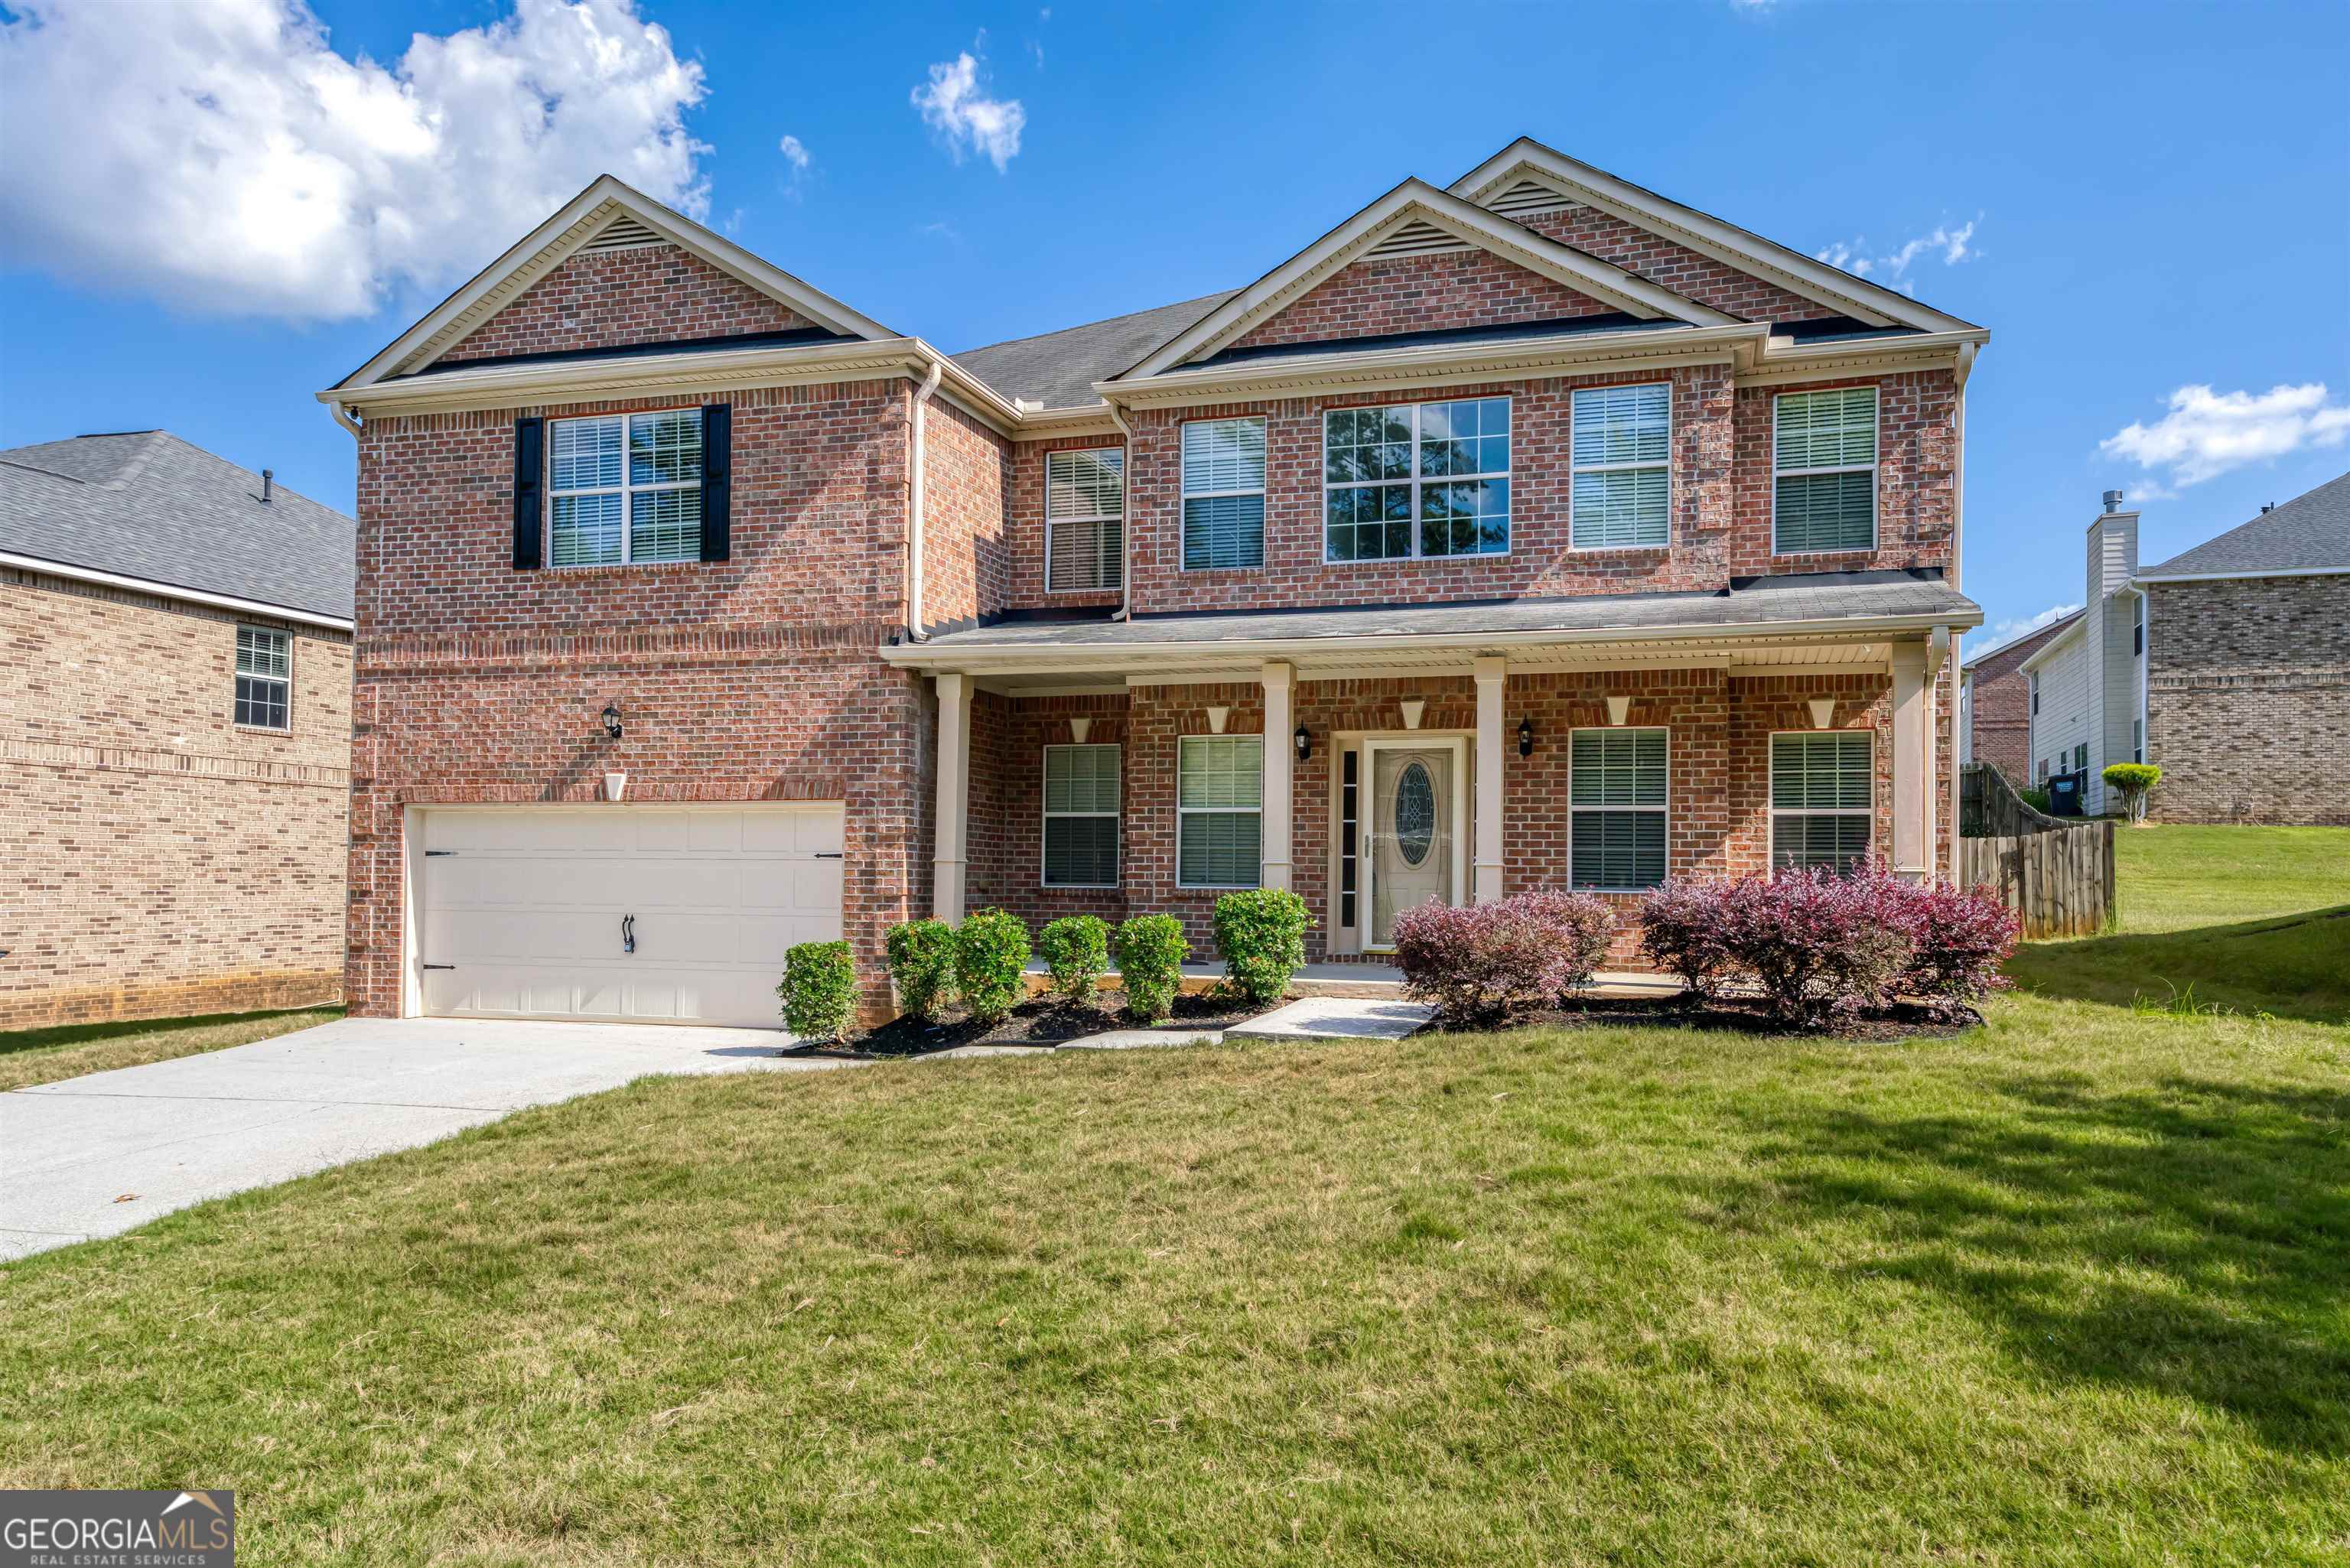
[1399,698,1425,731]
[1517,717,1534,757]
[1294,723,1312,763]
[601,703,623,740]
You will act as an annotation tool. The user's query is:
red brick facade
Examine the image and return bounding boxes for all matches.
[1229,248,1617,352]
[440,244,809,366]
[1962,613,2079,784]
[1518,206,1840,324]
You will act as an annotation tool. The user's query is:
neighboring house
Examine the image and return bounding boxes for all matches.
[1958,609,2082,786]
[2021,473,2349,823]
[321,137,1986,1027]
[0,432,354,1030]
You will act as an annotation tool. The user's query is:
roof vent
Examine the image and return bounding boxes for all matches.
[1366,217,1471,259]
[2262,503,2274,514]
[1486,177,1580,218]
[261,468,273,503]
[2101,489,2124,513]
[581,214,665,252]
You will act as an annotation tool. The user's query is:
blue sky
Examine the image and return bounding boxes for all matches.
[2,0,2344,649]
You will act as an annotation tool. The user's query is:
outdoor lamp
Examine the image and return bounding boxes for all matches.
[1294,723,1312,763]
[601,703,623,740]
[1517,716,1535,757]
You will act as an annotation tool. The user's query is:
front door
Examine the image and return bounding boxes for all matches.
[1369,743,1457,947]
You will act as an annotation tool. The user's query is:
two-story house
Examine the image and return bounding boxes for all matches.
[322,138,1985,1027]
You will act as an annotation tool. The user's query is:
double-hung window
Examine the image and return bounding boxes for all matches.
[1043,744,1121,887]
[1181,418,1266,571]
[1323,398,1511,561]
[548,408,703,566]
[234,626,291,730]
[1046,447,1124,593]
[1177,735,1261,887]
[1772,387,1877,554]
[1769,731,1873,873]
[1569,728,1668,890]
[1570,384,1671,548]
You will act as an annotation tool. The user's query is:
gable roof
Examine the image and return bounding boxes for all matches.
[336,177,899,390]
[1449,138,1982,334]
[1119,177,1738,382]
[953,291,1239,411]
[1962,607,2083,673]
[2138,471,2350,580]
[0,431,354,623]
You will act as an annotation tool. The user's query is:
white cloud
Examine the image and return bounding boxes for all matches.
[911,49,1025,171]
[1815,220,1978,282]
[779,134,811,173]
[1973,602,2081,659]
[2101,382,2350,487]
[1730,0,1776,10]
[0,0,708,320]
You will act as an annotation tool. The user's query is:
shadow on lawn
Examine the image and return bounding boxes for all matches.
[2003,906,2350,1025]
[1718,1070,2350,1452]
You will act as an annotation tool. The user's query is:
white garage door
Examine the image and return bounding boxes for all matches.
[418,805,844,1029]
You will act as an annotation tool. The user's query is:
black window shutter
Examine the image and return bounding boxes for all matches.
[700,403,732,562]
[511,416,545,570]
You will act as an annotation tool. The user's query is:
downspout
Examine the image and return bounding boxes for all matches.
[1107,400,1135,621]
[329,401,363,439]
[1946,342,1973,882]
[904,357,946,641]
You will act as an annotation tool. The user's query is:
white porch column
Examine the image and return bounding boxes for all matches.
[1259,660,1294,892]
[933,670,972,920]
[1473,656,1507,903]
[1889,640,1929,881]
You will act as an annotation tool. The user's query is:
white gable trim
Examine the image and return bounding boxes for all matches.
[1119,179,1736,382]
[337,176,897,390]
[1449,139,1981,335]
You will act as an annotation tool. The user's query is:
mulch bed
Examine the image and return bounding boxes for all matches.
[789,988,1281,1061]
[1424,992,1982,1043]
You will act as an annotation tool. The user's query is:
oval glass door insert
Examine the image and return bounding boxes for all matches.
[1395,761,1435,866]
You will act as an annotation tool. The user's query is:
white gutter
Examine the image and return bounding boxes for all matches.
[2133,565,2348,584]
[903,356,946,642]
[1,549,353,632]
[1107,400,1137,621]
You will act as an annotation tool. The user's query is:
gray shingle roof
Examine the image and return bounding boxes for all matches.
[0,431,355,620]
[2139,471,2350,578]
[913,571,1979,654]
[951,291,1238,410]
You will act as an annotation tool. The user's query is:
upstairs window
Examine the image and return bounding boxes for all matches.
[1043,743,1121,886]
[2029,671,2039,714]
[1773,387,1877,555]
[2132,594,2144,656]
[1046,448,1124,593]
[549,408,702,567]
[1181,418,1266,571]
[234,626,291,730]
[1570,384,1671,548]
[1177,735,1261,887]
[1569,728,1668,890]
[1770,730,1872,873]
[1323,398,1511,561]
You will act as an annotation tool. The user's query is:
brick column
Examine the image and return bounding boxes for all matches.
[933,670,971,920]
[1261,660,1294,891]
[1473,656,1506,903]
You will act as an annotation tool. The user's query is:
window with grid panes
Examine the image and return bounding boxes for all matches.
[1569,728,1668,889]
[1769,730,1873,873]
[234,626,290,730]
[1042,744,1120,886]
[1322,398,1512,561]
[1772,388,1876,554]
[1177,735,1261,887]
[548,408,702,566]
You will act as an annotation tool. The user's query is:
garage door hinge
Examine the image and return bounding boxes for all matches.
[422,963,455,971]
[814,852,844,859]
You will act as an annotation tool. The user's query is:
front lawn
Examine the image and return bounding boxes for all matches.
[0,1006,344,1092]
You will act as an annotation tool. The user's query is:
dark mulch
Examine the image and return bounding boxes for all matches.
[1427,992,1982,1043]
[791,987,1283,1060]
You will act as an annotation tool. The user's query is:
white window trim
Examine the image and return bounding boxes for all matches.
[546,406,703,568]
[233,624,293,732]
[1770,386,1879,557]
[1040,743,1121,889]
[1320,398,1513,564]
[1175,734,1263,890]
[1767,729,1874,873]
[1179,416,1268,574]
[1043,447,1125,595]
[1567,383,1671,552]
[1566,727,1670,893]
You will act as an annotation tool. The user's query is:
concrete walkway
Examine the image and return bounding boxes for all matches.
[0,1017,830,1262]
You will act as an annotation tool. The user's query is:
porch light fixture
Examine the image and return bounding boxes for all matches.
[1517,717,1535,757]
[1399,698,1425,731]
[601,703,623,740]
[1808,698,1837,730]
[1294,723,1312,763]
[1605,695,1632,727]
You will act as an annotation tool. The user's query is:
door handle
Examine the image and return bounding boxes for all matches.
[622,914,636,955]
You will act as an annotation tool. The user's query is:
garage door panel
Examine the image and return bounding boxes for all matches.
[741,860,843,916]
[740,808,845,855]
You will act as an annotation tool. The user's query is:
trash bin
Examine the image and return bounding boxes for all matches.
[2048,771,2083,816]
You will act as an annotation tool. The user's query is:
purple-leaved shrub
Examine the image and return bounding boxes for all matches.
[1391,889,1614,1027]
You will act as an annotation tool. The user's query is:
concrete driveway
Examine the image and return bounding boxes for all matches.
[1,1016,836,1263]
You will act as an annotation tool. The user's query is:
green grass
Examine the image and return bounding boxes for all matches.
[0,1006,344,1092]
[2112,824,2350,933]
[3,831,2345,1566]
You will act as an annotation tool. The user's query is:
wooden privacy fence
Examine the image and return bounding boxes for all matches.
[1958,763,2114,938]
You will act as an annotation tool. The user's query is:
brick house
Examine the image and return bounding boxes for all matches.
[321,138,1987,1028]
[0,432,353,1029]
[2023,473,2348,822]
[1958,609,2081,785]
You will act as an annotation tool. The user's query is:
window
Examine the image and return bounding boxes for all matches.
[1570,384,1670,548]
[1339,749,1360,929]
[1773,387,1877,554]
[1323,398,1511,561]
[1046,447,1124,593]
[1570,728,1668,890]
[548,408,702,566]
[2038,758,2050,782]
[1043,744,1120,886]
[2133,718,2144,765]
[2073,742,2088,773]
[233,626,290,730]
[2132,595,2144,656]
[1181,418,1266,571]
[1177,735,1261,887]
[1770,731,1873,873]
[2028,672,2039,714]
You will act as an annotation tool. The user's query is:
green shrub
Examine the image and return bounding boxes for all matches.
[954,909,1031,1026]
[777,941,856,1042]
[1113,914,1189,1023]
[884,919,958,1020]
[2019,786,2052,815]
[1037,915,1110,1007]
[2102,762,2162,823]
[1212,888,1311,1006]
